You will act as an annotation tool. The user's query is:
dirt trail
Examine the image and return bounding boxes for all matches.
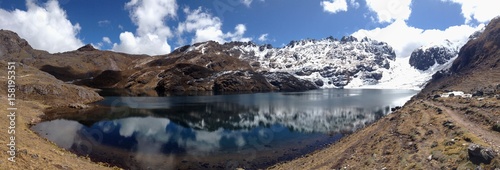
[425,101,500,150]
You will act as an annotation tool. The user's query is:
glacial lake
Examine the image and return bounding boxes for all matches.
[32,89,418,169]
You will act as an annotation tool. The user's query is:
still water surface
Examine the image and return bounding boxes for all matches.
[32,89,417,169]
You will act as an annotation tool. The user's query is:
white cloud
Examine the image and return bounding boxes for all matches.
[321,0,348,14]
[112,0,177,55]
[364,0,412,23]
[93,37,112,50]
[102,37,112,44]
[258,33,268,42]
[352,19,483,58]
[227,24,252,42]
[177,7,251,44]
[353,1,499,58]
[441,0,500,24]
[242,0,253,7]
[0,0,83,53]
[98,20,111,27]
[350,0,360,9]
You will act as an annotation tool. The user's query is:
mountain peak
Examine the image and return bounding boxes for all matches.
[77,44,97,51]
[0,29,33,55]
[340,35,358,42]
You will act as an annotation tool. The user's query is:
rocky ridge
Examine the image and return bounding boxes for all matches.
[0,28,464,94]
[181,36,397,88]
[409,40,459,71]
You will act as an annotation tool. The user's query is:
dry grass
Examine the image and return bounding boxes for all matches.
[270,98,500,170]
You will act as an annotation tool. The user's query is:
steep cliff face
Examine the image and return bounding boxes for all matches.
[409,42,458,71]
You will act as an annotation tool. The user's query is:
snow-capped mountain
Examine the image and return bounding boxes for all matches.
[182,36,397,88]
[178,30,482,90]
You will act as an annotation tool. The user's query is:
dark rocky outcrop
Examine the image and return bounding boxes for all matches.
[409,45,457,71]
[468,144,497,164]
[493,123,500,132]
[214,71,275,92]
[262,72,317,91]
[340,36,358,43]
[77,44,97,51]
[76,70,124,88]
[155,64,215,92]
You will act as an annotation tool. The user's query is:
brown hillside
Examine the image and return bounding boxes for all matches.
[421,17,500,95]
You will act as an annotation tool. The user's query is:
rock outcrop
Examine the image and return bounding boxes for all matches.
[263,72,317,91]
[409,44,457,71]
[468,144,497,164]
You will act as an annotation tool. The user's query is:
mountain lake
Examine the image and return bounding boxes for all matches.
[32,89,418,169]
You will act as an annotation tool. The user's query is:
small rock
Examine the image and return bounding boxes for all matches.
[431,141,439,148]
[432,151,445,162]
[68,103,89,109]
[19,149,28,155]
[444,140,455,146]
[391,106,402,111]
[427,154,433,161]
[442,120,455,129]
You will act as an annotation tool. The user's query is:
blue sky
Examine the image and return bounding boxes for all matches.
[0,0,497,56]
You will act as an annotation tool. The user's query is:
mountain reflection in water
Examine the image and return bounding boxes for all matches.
[33,89,417,169]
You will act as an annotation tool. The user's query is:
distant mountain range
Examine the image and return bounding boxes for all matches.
[0,27,482,94]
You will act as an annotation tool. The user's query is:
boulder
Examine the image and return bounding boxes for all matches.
[468,143,496,164]
[473,90,484,97]
[493,123,500,132]
[314,79,324,87]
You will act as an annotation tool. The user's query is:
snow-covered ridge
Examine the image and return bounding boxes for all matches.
[180,36,397,88]
[177,34,474,90]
